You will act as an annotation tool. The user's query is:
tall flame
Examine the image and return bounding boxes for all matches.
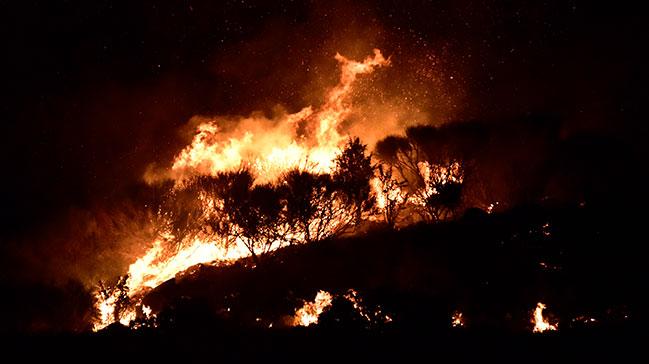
[171,49,389,183]
[532,302,558,333]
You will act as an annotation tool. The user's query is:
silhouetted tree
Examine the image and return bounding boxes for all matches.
[333,138,375,225]
[161,180,210,241]
[283,169,352,243]
[375,127,468,223]
[196,170,254,247]
[375,135,423,186]
[171,169,288,260]
[374,163,409,229]
[97,275,130,324]
[411,161,464,222]
[284,170,325,243]
[201,169,287,261]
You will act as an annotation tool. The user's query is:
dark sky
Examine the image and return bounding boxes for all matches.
[1,0,647,239]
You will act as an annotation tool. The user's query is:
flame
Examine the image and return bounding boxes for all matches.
[291,289,391,327]
[92,49,464,331]
[451,311,465,328]
[532,302,558,333]
[171,49,389,183]
[344,289,392,324]
[142,305,152,318]
[372,176,406,211]
[292,290,334,327]
[126,236,249,296]
[409,161,463,206]
[93,50,390,331]
[94,290,120,331]
[93,286,136,331]
[92,233,256,331]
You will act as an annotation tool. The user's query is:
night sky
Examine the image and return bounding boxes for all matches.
[1,1,647,267]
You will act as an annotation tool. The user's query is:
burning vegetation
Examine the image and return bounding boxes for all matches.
[80,45,639,337]
[292,290,333,327]
[532,302,558,333]
[3,2,647,361]
[92,49,470,330]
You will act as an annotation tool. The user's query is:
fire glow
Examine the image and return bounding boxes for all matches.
[292,290,334,327]
[92,48,465,331]
[93,49,391,330]
[291,289,391,327]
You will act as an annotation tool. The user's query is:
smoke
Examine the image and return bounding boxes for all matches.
[4,201,157,287]
[2,2,465,311]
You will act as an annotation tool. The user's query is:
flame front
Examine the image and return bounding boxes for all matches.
[126,236,250,296]
[171,49,389,183]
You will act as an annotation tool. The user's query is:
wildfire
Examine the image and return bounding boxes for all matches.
[291,289,392,327]
[409,161,463,206]
[93,233,256,331]
[127,236,252,296]
[170,49,389,184]
[94,289,135,331]
[532,302,558,333]
[93,50,390,331]
[292,290,334,327]
[372,174,407,211]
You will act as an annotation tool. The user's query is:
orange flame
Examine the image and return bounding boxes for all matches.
[451,311,465,328]
[292,290,334,327]
[409,161,463,207]
[532,302,558,333]
[170,49,389,183]
[291,289,391,327]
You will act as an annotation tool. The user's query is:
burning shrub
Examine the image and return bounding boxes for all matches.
[410,161,464,222]
[374,131,465,224]
[372,163,409,229]
[283,170,346,244]
[229,183,289,261]
[95,276,132,329]
[333,137,375,225]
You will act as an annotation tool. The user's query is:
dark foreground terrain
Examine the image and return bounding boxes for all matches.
[2,203,646,362]
[138,203,645,331]
[4,325,644,363]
